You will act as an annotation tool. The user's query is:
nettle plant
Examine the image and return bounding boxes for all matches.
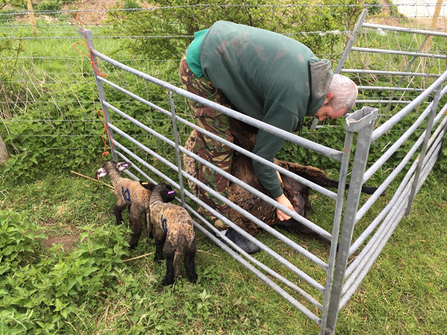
[0,209,130,334]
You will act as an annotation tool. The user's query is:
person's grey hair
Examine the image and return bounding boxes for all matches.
[327,74,358,114]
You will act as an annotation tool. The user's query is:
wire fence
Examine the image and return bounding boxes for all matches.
[1,2,447,163]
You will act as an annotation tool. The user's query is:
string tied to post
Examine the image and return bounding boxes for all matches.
[73,13,107,78]
[98,110,113,157]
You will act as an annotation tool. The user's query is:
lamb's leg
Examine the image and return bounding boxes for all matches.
[162,242,175,286]
[154,233,166,262]
[184,249,198,283]
[129,208,143,249]
[113,203,127,225]
[145,211,153,240]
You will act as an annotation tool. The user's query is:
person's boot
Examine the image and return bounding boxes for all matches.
[224,228,261,254]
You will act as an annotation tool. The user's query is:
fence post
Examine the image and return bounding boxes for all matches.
[406,84,441,216]
[77,28,117,162]
[319,120,355,334]
[169,91,186,206]
[323,107,378,335]
[27,0,38,37]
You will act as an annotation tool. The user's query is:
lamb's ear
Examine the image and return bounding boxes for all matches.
[161,188,176,203]
[117,162,132,171]
[139,181,156,191]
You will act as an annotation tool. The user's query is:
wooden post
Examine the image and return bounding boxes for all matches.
[423,0,444,52]
[27,0,38,37]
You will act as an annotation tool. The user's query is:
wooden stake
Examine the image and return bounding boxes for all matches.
[70,170,114,189]
[197,249,220,258]
[123,252,153,262]
[423,0,444,53]
[27,0,38,37]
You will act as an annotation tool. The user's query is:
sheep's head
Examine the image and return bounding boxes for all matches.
[95,161,132,180]
[145,182,176,202]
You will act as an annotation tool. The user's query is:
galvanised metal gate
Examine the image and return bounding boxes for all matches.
[79,23,447,334]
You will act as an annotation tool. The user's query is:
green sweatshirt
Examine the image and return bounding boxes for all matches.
[187,21,333,198]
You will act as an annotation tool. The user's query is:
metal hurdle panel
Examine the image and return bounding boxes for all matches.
[79,27,447,334]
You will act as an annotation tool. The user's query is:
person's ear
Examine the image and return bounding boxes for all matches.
[324,92,333,104]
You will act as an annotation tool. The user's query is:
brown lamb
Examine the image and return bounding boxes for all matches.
[149,182,198,286]
[95,161,175,249]
[183,118,379,244]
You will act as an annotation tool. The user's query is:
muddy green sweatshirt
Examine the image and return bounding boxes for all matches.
[187,21,333,198]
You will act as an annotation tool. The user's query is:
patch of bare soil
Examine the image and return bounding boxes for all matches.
[42,234,80,252]
[13,0,154,26]
[62,0,155,26]
[63,0,120,26]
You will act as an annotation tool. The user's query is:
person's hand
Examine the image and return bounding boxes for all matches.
[275,193,297,221]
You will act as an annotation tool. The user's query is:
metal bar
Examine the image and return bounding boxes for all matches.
[340,191,408,309]
[115,142,178,187]
[406,85,441,216]
[363,101,433,183]
[335,9,368,74]
[341,69,441,77]
[169,91,186,207]
[117,153,157,184]
[358,86,423,92]
[324,107,378,334]
[99,76,172,117]
[386,34,431,110]
[355,100,412,104]
[351,47,447,59]
[349,163,417,264]
[77,28,117,162]
[362,23,447,37]
[372,70,447,142]
[180,170,327,292]
[319,129,355,333]
[344,186,410,296]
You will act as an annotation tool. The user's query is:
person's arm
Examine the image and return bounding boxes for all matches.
[251,107,299,220]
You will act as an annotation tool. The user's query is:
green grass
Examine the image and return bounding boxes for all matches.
[1,8,447,334]
[0,163,446,334]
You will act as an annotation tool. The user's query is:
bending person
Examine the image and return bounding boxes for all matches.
[179,21,358,254]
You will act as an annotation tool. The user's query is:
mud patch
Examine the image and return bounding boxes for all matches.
[42,234,79,252]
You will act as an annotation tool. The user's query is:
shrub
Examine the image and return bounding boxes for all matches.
[123,0,141,15]
[36,0,63,16]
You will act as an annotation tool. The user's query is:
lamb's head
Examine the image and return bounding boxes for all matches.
[95,161,132,180]
[149,182,176,203]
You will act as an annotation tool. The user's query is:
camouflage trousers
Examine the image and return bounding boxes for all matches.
[179,51,234,229]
